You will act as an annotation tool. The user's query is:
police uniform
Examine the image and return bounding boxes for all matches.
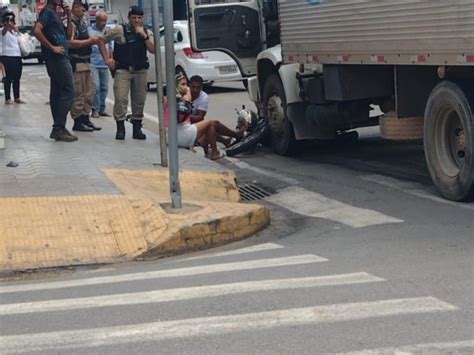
[70,10,101,131]
[102,7,152,140]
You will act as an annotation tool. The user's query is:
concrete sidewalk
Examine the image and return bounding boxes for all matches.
[0,70,269,273]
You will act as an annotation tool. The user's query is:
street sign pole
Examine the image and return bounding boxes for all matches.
[151,0,168,168]
[162,0,182,208]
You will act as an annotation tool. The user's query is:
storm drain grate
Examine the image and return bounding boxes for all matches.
[239,183,274,202]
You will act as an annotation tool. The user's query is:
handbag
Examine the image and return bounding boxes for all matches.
[17,33,32,57]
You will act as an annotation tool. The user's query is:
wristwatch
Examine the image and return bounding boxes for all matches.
[144,35,150,41]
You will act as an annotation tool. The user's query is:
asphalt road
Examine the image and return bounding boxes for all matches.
[1,64,473,354]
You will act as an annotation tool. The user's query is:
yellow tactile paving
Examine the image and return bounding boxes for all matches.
[103,169,240,203]
[0,195,152,270]
[0,169,269,272]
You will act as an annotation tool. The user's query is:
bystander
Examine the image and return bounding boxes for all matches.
[89,10,112,118]
[34,0,77,142]
[99,5,155,140]
[68,0,101,132]
[1,11,25,105]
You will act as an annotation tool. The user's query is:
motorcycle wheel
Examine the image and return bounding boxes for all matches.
[225,119,269,157]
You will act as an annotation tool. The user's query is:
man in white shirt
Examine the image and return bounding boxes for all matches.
[190,75,235,148]
[189,75,209,124]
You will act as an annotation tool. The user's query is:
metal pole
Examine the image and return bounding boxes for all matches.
[151,0,168,167]
[163,0,182,208]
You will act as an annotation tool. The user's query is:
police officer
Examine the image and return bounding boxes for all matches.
[68,0,101,132]
[99,5,155,140]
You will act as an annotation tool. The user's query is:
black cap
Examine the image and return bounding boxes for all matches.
[128,5,144,17]
[73,0,89,11]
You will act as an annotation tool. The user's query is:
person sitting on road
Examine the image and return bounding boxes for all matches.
[188,75,233,149]
[166,74,247,160]
[188,75,208,124]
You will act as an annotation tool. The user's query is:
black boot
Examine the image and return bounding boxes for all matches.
[83,115,102,131]
[132,120,146,140]
[72,115,94,132]
[115,120,125,140]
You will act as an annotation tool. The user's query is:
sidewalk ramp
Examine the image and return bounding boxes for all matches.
[0,169,269,272]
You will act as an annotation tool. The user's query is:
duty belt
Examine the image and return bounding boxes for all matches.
[117,65,147,71]
[71,57,90,64]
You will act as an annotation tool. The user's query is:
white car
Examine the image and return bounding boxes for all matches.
[146,21,243,90]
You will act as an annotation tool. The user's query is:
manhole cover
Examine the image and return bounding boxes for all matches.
[239,183,274,202]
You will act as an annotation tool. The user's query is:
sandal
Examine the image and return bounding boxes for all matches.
[221,137,232,148]
[5,100,13,105]
[210,150,225,161]
[14,99,26,104]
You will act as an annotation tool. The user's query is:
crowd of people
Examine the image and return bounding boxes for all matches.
[2,0,243,160]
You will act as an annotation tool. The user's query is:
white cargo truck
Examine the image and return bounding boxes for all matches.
[188,0,474,201]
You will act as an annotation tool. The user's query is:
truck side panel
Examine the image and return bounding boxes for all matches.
[279,0,474,66]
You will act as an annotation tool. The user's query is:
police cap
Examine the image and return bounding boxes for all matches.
[128,5,144,17]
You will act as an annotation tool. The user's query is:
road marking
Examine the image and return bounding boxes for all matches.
[0,255,327,294]
[0,297,457,353]
[231,160,300,186]
[339,340,474,354]
[174,242,285,262]
[105,98,158,122]
[361,174,474,211]
[83,267,117,274]
[266,186,403,228]
[26,71,46,77]
[0,273,383,315]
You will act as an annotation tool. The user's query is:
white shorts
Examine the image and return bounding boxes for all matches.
[177,122,198,148]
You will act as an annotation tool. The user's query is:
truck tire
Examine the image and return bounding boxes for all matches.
[380,113,424,141]
[263,74,297,155]
[424,80,474,201]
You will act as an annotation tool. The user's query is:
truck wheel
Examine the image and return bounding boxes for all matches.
[424,81,474,201]
[263,74,297,155]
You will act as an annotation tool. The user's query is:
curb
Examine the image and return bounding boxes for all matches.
[0,169,270,273]
[138,205,270,259]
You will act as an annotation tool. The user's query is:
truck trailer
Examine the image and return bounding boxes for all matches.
[188,0,474,201]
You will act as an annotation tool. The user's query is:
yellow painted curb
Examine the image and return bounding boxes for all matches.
[0,169,269,272]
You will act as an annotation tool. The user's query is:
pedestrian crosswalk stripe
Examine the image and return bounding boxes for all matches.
[339,340,474,354]
[266,186,404,228]
[0,272,383,316]
[174,242,285,262]
[0,297,457,353]
[0,255,327,294]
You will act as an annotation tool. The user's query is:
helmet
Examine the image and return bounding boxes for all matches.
[176,99,193,123]
[2,10,15,24]
[236,106,257,129]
